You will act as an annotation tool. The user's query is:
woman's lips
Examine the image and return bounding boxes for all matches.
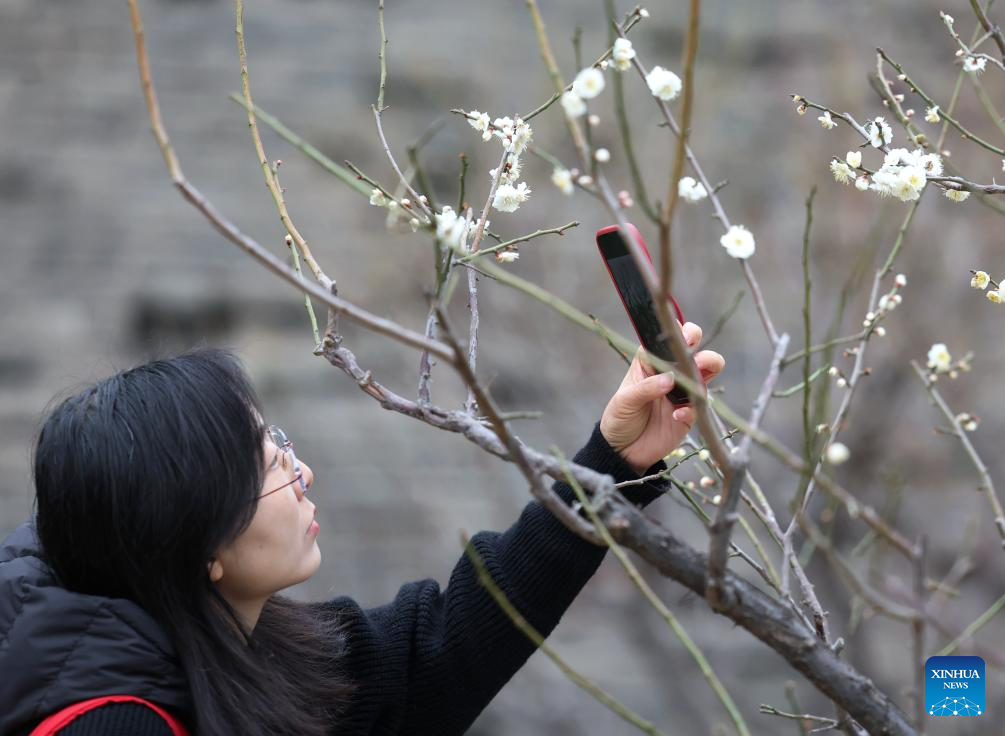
[307,519,320,537]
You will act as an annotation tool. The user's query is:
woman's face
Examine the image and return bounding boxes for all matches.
[210,429,321,616]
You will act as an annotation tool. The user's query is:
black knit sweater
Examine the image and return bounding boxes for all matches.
[53,420,667,736]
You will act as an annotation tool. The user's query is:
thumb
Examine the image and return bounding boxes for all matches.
[620,372,674,411]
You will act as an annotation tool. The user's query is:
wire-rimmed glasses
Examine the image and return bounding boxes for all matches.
[258,425,307,500]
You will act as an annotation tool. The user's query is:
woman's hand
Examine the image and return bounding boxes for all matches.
[600,322,726,474]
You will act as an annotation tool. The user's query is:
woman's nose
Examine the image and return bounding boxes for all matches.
[300,459,314,492]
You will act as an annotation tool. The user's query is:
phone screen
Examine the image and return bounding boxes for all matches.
[597,230,675,364]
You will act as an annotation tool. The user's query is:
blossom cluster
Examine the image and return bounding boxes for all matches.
[368,189,431,232]
[924,342,973,382]
[433,206,477,250]
[812,105,974,204]
[463,110,535,229]
[560,35,682,122]
[970,269,1004,303]
[831,146,946,203]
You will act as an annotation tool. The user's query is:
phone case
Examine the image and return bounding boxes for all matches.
[595,223,704,406]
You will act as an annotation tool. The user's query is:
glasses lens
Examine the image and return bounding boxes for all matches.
[268,425,289,446]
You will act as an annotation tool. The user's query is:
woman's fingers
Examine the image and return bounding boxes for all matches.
[683,322,702,347]
[695,349,725,380]
[671,405,695,429]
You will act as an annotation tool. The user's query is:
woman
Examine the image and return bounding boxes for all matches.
[0,324,724,736]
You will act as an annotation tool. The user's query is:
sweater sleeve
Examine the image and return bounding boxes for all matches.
[319,419,668,736]
[47,703,175,736]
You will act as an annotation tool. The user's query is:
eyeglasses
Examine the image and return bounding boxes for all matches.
[258,425,308,500]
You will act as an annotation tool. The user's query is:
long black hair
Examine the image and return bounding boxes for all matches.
[34,348,354,735]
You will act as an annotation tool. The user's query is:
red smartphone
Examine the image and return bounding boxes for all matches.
[596,223,703,407]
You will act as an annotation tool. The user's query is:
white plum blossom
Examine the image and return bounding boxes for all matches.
[594,147,611,163]
[587,113,601,127]
[944,188,970,202]
[830,159,856,184]
[884,148,920,168]
[955,413,979,432]
[846,150,862,168]
[577,174,594,186]
[925,106,941,123]
[919,152,943,176]
[895,273,907,287]
[941,11,955,28]
[927,343,952,373]
[858,147,932,201]
[963,55,987,73]
[561,91,586,118]
[988,288,1005,304]
[971,271,990,289]
[870,169,899,197]
[855,175,871,191]
[496,251,519,263]
[646,65,682,101]
[492,181,532,213]
[369,188,387,206]
[572,67,606,99]
[900,165,928,192]
[678,176,708,202]
[867,116,893,148]
[434,206,473,249]
[489,157,522,185]
[639,7,650,18]
[492,116,533,156]
[612,38,636,71]
[818,111,837,129]
[892,176,921,202]
[720,225,756,259]
[466,110,492,141]
[825,442,850,465]
[551,167,574,195]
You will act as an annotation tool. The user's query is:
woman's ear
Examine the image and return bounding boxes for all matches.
[208,558,224,583]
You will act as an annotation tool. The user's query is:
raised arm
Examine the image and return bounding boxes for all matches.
[323,323,724,734]
[321,418,667,735]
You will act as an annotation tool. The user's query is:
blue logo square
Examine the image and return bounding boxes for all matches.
[925,655,984,716]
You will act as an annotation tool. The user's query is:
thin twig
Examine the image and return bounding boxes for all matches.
[706,333,789,610]
[605,0,659,223]
[455,222,579,263]
[234,0,330,287]
[969,0,1005,59]
[129,0,450,362]
[617,24,779,347]
[910,360,1005,547]
[877,47,1005,157]
[464,147,511,415]
[434,304,601,542]
[657,0,700,314]
[519,7,646,123]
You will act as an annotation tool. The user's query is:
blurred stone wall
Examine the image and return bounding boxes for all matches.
[2,0,1003,733]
